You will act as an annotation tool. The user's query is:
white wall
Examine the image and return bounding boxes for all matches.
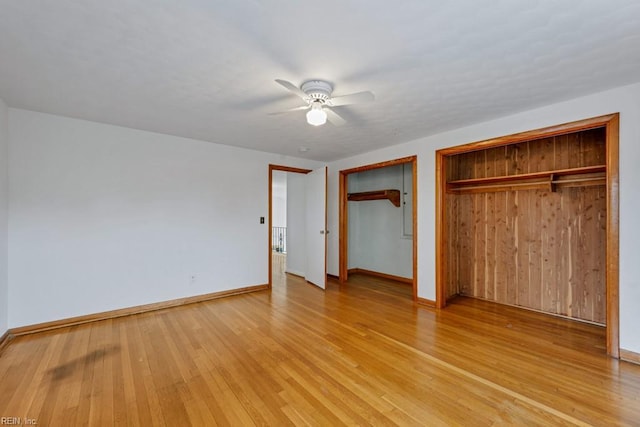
[347,165,412,278]
[285,172,306,277]
[272,171,287,228]
[8,109,321,328]
[0,99,8,336]
[327,82,640,354]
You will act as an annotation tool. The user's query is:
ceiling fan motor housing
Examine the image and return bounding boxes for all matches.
[301,80,333,103]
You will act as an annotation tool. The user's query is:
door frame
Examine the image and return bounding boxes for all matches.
[435,113,620,358]
[339,155,418,301]
[268,164,312,289]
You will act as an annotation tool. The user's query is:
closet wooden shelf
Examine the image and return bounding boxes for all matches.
[447,165,606,193]
[347,189,401,207]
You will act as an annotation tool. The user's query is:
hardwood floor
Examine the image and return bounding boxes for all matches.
[1,272,639,426]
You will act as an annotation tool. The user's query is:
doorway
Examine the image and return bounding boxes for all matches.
[268,164,328,290]
[271,170,288,280]
[339,156,418,301]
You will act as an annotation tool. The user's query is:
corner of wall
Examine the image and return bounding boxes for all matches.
[0,98,9,335]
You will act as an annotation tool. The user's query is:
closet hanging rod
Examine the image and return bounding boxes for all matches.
[446,165,606,186]
[449,177,605,192]
[552,177,606,185]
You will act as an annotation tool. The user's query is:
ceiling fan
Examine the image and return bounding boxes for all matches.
[272,79,375,126]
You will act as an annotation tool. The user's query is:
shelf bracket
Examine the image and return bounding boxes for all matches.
[347,189,401,207]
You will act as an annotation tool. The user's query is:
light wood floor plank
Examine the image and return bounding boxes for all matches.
[1,271,640,425]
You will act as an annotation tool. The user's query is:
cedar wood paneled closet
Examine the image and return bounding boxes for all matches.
[436,114,619,356]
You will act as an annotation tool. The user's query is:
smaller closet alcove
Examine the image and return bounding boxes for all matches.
[345,163,413,284]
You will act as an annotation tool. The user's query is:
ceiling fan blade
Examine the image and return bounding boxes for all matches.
[275,79,309,100]
[325,107,346,126]
[327,91,375,107]
[268,105,310,115]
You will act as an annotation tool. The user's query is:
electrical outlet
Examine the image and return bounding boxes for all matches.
[189,274,197,285]
[260,216,265,224]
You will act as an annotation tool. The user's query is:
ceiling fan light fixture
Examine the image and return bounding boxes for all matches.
[306,102,327,126]
[274,78,373,126]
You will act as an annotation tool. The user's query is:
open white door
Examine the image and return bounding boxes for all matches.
[305,166,327,289]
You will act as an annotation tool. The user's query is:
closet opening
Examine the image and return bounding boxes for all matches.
[339,156,418,302]
[436,114,619,357]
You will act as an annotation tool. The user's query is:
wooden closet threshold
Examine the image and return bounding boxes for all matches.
[348,268,413,285]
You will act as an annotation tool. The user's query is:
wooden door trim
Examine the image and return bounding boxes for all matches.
[323,166,328,288]
[435,113,620,357]
[435,149,447,309]
[339,171,348,282]
[338,155,418,301]
[605,114,620,358]
[268,165,312,289]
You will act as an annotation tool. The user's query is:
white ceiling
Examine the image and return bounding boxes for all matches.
[1,1,640,161]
